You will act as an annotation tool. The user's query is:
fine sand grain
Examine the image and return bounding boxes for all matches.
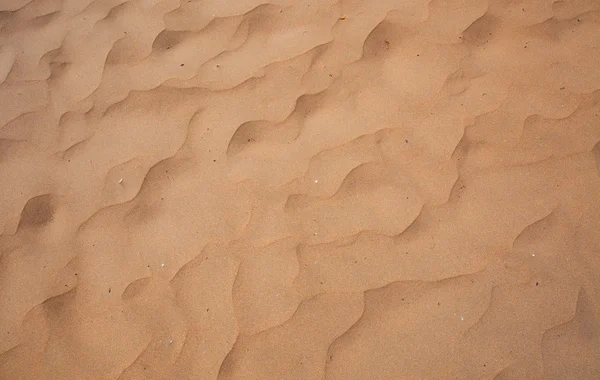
[1,0,600,379]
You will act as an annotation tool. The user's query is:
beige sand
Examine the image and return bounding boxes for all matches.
[1,0,600,379]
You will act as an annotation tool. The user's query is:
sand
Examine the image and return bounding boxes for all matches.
[0,0,599,379]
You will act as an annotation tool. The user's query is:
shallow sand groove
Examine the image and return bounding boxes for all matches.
[1,0,599,379]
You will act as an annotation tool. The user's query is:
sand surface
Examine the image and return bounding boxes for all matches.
[1,0,600,379]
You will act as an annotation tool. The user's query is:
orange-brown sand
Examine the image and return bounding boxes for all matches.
[1,0,600,379]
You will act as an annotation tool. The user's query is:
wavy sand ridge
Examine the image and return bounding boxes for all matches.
[1,0,599,379]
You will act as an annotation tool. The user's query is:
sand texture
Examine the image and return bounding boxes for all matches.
[1,0,600,379]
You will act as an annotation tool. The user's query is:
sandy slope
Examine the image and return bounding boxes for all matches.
[0,0,599,379]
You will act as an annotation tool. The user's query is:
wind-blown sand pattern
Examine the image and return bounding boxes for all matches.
[1,0,599,379]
